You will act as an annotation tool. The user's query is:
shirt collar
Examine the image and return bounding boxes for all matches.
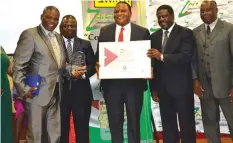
[116,22,131,30]
[205,18,218,32]
[162,22,175,34]
[63,36,74,43]
[40,24,54,36]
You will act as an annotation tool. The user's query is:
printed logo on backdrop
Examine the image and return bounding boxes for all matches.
[94,0,132,8]
[147,0,233,33]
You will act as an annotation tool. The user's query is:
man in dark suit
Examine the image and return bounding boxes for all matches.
[147,5,196,143]
[13,6,66,143]
[193,1,233,142]
[95,2,150,143]
[59,15,96,143]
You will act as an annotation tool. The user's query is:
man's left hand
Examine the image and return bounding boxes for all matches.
[147,49,162,61]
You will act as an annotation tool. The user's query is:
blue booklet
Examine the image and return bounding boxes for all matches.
[25,74,42,96]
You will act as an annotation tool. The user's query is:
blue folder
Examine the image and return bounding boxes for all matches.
[25,74,41,96]
[13,87,17,98]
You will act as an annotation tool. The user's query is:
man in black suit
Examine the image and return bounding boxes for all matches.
[60,15,96,143]
[147,5,196,143]
[95,2,150,143]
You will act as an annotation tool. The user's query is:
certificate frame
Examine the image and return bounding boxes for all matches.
[99,40,151,79]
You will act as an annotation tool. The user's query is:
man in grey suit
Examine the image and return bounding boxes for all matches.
[13,6,66,143]
[192,1,233,142]
[95,2,150,143]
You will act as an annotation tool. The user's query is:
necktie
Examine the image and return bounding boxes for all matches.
[207,25,211,35]
[118,27,124,42]
[162,30,169,52]
[67,39,73,61]
[48,32,60,66]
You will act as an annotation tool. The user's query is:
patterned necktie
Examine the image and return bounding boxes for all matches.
[48,32,60,66]
[206,25,211,35]
[118,27,124,42]
[67,39,73,61]
[162,30,169,52]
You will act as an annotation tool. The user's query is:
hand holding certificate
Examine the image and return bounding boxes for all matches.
[99,40,151,79]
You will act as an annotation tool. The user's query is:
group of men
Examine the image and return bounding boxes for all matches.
[13,6,94,143]
[12,0,233,143]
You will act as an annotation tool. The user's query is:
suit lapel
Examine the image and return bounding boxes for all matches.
[208,19,224,43]
[194,25,206,55]
[163,24,179,53]
[110,24,116,41]
[130,23,136,41]
[73,37,81,54]
[55,33,65,66]
[37,26,58,67]
[199,24,205,44]
[61,37,69,63]
[157,30,163,52]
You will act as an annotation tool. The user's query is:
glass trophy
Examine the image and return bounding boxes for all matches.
[67,51,87,79]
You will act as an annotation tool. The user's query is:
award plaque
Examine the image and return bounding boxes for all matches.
[67,51,87,79]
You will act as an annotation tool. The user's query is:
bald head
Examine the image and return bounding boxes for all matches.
[200,0,218,24]
[201,0,217,8]
[42,6,60,15]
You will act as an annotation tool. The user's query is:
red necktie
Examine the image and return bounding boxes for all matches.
[118,27,124,42]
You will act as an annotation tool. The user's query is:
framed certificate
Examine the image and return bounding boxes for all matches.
[99,40,151,79]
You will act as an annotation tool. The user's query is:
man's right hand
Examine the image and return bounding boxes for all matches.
[151,91,159,102]
[71,66,86,78]
[24,87,37,99]
[193,79,204,97]
[96,62,100,79]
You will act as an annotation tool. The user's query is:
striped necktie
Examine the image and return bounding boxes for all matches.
[67,39,73,61]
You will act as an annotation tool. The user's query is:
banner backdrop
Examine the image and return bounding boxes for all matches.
[146,0,233,134]
[81,1,153,143]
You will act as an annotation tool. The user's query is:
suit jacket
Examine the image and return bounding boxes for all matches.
[150,24,195,96]
[13,25,66,106]
[63,37,95,101]
[192,19,233,98]
[96,23,150,92]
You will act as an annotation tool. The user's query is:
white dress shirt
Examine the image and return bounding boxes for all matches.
[205,18,218,32]
[115,23,131,42]
[63,37,74,52]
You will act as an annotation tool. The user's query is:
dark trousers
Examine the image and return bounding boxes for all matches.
[103,84,144,143]
[60,82,92,143]
[158,88,196,143]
